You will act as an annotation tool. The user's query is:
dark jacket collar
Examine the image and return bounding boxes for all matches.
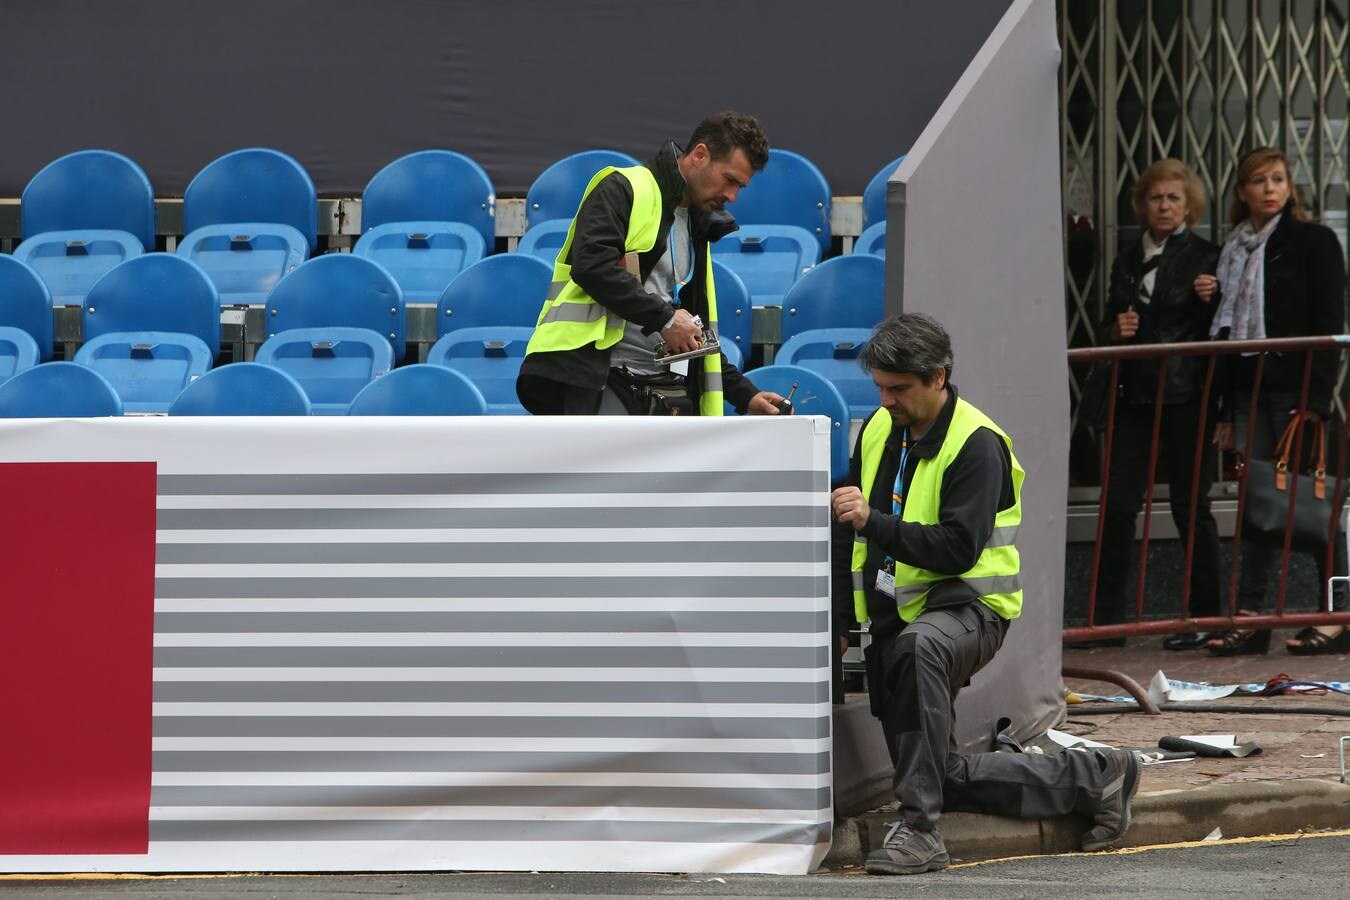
[888,383,961,460]
[647,141,688,213]
[1264,197,1301,252]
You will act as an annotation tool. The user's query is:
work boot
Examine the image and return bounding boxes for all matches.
[1080,748,1141,851]
[864,820,949,875]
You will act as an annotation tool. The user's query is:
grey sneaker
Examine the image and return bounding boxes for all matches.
[864,820,949,875]
[1081,748,1141,851]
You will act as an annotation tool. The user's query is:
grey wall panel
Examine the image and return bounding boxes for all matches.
[888,0,1067,750]
[0,0,1010,197]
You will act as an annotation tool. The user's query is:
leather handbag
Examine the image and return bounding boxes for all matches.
[1241,413,1344,553]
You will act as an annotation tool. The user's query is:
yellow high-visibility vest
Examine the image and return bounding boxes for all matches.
[524,164,723,415]
[850,397,1024,624]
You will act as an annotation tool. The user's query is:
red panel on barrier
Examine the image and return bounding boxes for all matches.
[0,462,156,855]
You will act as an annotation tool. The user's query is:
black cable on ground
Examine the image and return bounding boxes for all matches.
[1068,702,1350,717]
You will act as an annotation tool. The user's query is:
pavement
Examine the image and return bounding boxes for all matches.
[825,627,1350,869]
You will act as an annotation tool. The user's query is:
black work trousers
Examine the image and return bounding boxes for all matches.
[870,602,1117,830]
[1095,398,1223,623]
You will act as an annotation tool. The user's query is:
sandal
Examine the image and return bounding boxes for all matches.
[1206,627,1271,656]
[1285,626,1350,656]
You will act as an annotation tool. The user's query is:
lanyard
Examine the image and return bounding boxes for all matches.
[890,429,910,516]
[669,217,694,291]
[882,429,909,570]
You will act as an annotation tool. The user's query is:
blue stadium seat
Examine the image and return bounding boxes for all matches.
[168,362,312,416]
[0,255,55,360]
[76,254,220,412]
[862,154,906,230]
[711,225,819,309]
[718,334,743,371]
[74,332,214,414]
[0,327,40,383]
[179,148,316,305]
[14,230,145,309]
[743,364,851,483]
[20,150,156,251]
[855,222,886,258]
[515,219,571,266]
[0,362,123,417]
[727,149,832,254]
[779,254,885,344]
[82,254,221,348]
[353,222,486,305]
[525,150,640,228]
[347,364,488,416]
[256,326,395,415]
[776,328,876,420]
[265,254,407,360]
[362,150,496,248]
[712,260,752,357]
[427,326,532,415]
[437,254,552,335]
[176,225,308,306]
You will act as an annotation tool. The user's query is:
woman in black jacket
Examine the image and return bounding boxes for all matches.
[1204,146,1349,656]
[1091,159,1223,649]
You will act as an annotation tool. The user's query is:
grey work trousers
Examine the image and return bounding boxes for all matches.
[870,602,1117,830]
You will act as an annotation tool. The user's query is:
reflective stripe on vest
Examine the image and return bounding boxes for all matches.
[850,398,1025,624]
[698,249,724,416]
[526,165,661,355]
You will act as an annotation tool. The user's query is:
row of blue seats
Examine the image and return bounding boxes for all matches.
[0,248,884,417]
[8,147,899,314]
[0,360,856,481]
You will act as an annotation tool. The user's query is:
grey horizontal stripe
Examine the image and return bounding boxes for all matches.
[545,280,567,301]
[153,610,829,635]
[156,540,826,565]
[986,525,1019,547]
[153,750,832,775]
[152,715,830,741]
[154,575,829,600]
[966,573,1021,594]
[153,680,831,704]
[151,784,831,811]
[150,819,831,845]
[154,645,828,668]
[157,471,827,496]
[157,505,828,531]
[538,299,604,325]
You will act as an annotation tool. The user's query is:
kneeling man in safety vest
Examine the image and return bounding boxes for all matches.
[516,110,786,417]
[831,313,1141,876]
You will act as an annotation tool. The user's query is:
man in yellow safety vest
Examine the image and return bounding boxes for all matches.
[517,111,786,417]
[831,313,1141,876]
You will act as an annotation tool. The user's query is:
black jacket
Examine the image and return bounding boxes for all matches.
[830,385,1016,645]
[1219,202,1348,417]
[1101,228,1220,404]
[517,141,761,413]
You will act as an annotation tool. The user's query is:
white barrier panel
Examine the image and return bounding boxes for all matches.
[0,416,833,875]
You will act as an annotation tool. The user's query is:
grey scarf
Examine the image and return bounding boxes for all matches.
[1209,213,1282,341]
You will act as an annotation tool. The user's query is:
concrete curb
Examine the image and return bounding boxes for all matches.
[825,778,1350,867]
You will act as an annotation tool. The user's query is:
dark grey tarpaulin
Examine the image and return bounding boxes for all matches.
[0,0,1010,197]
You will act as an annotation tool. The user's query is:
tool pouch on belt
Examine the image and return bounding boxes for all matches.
[607,367,692,416]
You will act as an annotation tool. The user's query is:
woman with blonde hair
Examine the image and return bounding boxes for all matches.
[1204,146,1349,656]
[1088,158,1223,650]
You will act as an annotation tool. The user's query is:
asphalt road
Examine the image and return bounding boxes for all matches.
[3,832,1347,899]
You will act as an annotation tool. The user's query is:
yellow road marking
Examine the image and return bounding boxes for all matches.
[949,827,1350,869]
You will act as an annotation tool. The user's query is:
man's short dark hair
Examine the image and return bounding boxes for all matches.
[686,111,770,172]
[859,313,955,385]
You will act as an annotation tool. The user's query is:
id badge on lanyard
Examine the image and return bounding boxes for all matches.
[875,429,908,599]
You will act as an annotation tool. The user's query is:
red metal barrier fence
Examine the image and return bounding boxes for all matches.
[1066,335,1350,640]
[1064,336,1350,712]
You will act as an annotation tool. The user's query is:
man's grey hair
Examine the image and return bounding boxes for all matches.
[858,313,954,385]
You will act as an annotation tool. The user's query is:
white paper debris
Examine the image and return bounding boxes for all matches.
[1046,728,1113,750]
